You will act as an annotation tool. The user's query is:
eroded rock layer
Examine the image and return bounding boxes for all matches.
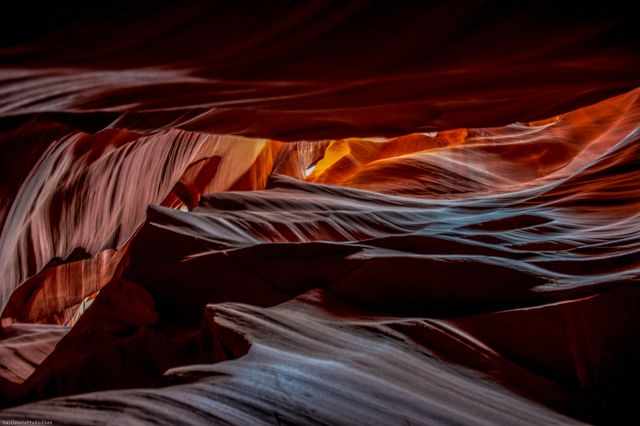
[1,3,640,425]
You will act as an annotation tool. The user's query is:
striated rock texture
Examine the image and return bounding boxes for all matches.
[1,2,640,425]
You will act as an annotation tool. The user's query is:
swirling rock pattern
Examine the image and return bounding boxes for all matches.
[1,3,640,425]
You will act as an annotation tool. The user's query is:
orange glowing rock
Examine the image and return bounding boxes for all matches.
[1,4,639,424]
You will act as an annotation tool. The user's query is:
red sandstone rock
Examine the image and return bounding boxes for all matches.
[0,3,639,424]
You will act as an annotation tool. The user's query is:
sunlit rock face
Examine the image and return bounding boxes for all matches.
[1,2,639,425]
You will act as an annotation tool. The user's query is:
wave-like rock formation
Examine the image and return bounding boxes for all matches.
[1,2,640,425]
